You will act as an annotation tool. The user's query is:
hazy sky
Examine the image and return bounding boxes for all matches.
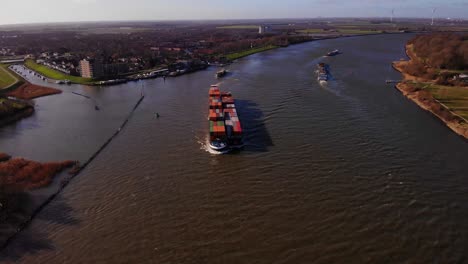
[1,0,467,25]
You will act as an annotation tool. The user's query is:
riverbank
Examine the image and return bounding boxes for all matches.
[393,44,468,139]
[0,64,20,90]
[226,45,279,61]
[6,82,62,100]
[0,154,76,190]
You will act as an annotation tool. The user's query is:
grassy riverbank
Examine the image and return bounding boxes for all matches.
[393,43,468,139]
[24,59,94,84]
[226,45,278,61]
[0,64,19,89]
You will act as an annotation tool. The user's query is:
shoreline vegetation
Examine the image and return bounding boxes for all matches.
[0,153,77,243]
[393,33,468,139]
[6,82,61,100]
[226,45,279,61]
[0,154,76,191]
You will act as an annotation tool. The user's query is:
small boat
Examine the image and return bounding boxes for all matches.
[326,49,340,56]
[216,69,227,78]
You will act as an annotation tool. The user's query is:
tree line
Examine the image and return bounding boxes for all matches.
[409,33,467,70]
[401,33,467,86]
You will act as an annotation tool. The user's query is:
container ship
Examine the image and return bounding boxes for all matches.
[208,85,243,152]
[316,62,329,83]
[326,49,340,56]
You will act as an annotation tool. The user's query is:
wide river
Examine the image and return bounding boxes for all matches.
[1,34,468,263]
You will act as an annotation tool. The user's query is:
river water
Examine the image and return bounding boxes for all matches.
[1,34,468,263]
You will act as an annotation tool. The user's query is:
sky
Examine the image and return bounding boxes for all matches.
[1,0,467,25]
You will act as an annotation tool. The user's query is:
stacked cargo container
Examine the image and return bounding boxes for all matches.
[208,85,243,148]
[208,108,224,121]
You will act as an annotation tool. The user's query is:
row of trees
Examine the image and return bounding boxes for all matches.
[408,33,468,70]
[400,33,467,86]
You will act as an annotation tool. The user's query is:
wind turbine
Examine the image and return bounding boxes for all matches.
[391,9,395,23]
[431,8,437,25]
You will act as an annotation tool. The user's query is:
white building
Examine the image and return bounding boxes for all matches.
[259,25,273,34]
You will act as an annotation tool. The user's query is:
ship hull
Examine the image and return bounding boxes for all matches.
[209,140,228,151]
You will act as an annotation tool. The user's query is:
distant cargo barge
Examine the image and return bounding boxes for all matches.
[216,69,227,78]
[325,49,340,56]
[208,85,243,152]
[316,62,329,83]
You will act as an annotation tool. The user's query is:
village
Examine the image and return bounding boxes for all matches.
[3,18,463,83]
[0,22,305,83]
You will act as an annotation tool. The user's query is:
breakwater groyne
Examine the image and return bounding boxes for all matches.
[0,95,145,252]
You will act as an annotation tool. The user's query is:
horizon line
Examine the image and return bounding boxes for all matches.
[1,16,465,28]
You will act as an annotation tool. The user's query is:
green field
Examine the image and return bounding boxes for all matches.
[24,59,94,84]
[217,25,259,29]
[416,82,468,120]
[297,28,382,35]
[296,29,325,34]
[226,45,278,61]
[337,29,382,34]
[0,64,18,89]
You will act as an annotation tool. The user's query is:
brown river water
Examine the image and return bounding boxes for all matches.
[1,34,468,263]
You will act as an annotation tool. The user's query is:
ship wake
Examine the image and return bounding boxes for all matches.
[196,136,229,155]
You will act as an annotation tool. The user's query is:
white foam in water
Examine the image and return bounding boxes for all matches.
[196,135,229,155]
